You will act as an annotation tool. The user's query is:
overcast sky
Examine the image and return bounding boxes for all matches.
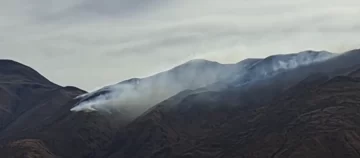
[0,0,359,90]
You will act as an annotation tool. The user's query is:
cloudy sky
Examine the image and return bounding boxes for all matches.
[0,0,359,90]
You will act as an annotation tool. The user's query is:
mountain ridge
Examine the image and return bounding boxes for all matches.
[105,49,360,158]
[0,59,58,87]
[0,49,359,158]
[71,50,335,119]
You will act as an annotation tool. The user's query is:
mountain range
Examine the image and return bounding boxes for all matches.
[71,50,333,119]
[0,49,360,158]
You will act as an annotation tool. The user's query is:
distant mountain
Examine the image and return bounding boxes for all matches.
[71,50,334,121]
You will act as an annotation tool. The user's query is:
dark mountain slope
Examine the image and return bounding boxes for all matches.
[0,61,126,158]
[0,60,61,131]
[106,49,360,158]
[167,75,360,158]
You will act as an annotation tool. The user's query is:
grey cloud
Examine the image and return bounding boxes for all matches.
[71,0,165,15]
[0,0,359,90]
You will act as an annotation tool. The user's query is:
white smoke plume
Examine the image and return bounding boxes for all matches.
[70,51,336,119]
[71,59,240,116]
[257,51,337,76]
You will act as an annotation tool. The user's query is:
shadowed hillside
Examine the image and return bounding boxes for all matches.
[0,60,126,158]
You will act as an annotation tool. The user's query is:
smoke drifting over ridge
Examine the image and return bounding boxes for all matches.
[71,59,239,115]
[71,51,336,118]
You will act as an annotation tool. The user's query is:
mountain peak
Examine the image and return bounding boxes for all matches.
[0,59,33,72]
[180,59,220,67]
[0,59,24,65]
[117,78,141,85]
[186,58,212,63]
[0,59,57,86]
[264,50,332,61]
[297,50,333,57]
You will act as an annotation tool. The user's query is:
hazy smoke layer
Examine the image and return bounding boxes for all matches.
[71,51,335,118]
[71,60,240,116]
